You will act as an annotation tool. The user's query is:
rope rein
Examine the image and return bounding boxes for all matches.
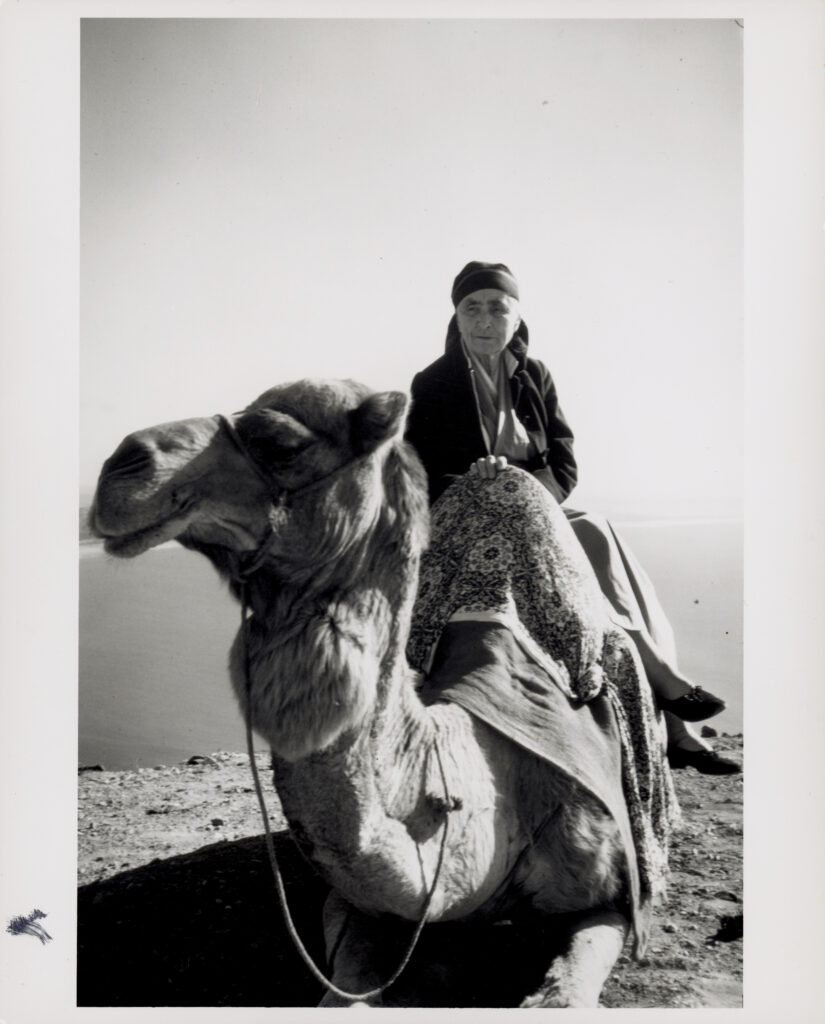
[240,580,452,1004]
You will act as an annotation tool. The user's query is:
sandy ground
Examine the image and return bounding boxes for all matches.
[77,734,742,1008]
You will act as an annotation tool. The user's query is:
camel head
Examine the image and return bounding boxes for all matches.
[90,379,429,597]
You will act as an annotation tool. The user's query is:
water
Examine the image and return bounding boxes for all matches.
[79,520,743,769]
[617,519,743,737]
[79,544,242,769]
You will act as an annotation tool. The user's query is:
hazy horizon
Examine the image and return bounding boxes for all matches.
[80,516,743,770]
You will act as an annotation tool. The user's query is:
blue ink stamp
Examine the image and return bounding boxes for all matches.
[6,909,52,944]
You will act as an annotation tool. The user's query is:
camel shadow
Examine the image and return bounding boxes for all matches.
[78,830,554,1007]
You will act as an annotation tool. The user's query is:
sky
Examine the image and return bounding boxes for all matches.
[80,17,743,518]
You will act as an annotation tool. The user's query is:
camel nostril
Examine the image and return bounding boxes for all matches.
[102,437,154,479]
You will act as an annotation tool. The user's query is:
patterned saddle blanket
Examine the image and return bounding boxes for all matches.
[406,469,680,952]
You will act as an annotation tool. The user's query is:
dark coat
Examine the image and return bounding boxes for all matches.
[406,317,578,504]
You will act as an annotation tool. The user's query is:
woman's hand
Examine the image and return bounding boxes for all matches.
[469,455,509,479]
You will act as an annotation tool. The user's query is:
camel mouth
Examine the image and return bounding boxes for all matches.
[96,509,195,558]
[88,484,202,556]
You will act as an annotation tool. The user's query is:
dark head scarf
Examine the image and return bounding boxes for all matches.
[451,261,520,308]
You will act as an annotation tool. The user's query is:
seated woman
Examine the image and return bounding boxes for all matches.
[405,260,740,775]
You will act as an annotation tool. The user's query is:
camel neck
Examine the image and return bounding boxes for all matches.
[232,510,422,754]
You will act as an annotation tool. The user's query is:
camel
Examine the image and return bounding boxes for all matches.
[89,378,670,1008]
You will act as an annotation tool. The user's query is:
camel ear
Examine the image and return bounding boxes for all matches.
[350,391,408,455]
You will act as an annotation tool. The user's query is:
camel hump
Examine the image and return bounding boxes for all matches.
[447,467,564,519]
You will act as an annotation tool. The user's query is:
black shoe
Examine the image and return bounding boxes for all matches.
[658,685,726,722]
[667,745,741,775]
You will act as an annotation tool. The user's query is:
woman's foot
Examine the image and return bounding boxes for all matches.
[667,744,741,775]
[657,685,725,722]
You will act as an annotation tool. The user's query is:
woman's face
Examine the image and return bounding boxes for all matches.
[456,288,521,358]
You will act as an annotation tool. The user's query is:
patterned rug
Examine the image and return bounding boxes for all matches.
[406,469,680,950]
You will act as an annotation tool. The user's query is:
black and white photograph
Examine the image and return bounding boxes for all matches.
[1,1,824,1020]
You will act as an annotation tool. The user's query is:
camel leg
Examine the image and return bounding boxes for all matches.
[520,910,629,1008]
[318,891,396,1007]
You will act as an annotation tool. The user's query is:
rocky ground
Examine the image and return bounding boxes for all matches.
[77,734,743,1008]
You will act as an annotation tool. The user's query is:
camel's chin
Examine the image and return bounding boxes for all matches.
[101,515,188,557]
[103,533,161,558]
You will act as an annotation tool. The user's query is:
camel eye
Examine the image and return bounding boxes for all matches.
[236,409,315,470]
[247,435,307,467]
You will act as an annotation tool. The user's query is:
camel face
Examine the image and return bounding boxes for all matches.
[89,413,277,558]
[89,379,412,569]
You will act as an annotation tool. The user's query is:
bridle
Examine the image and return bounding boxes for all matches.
[216,410,379,506]
[214,411,454,1003]
[214,411,362,579]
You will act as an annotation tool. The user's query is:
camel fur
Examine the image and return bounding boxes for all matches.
[90,378,652,1007]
